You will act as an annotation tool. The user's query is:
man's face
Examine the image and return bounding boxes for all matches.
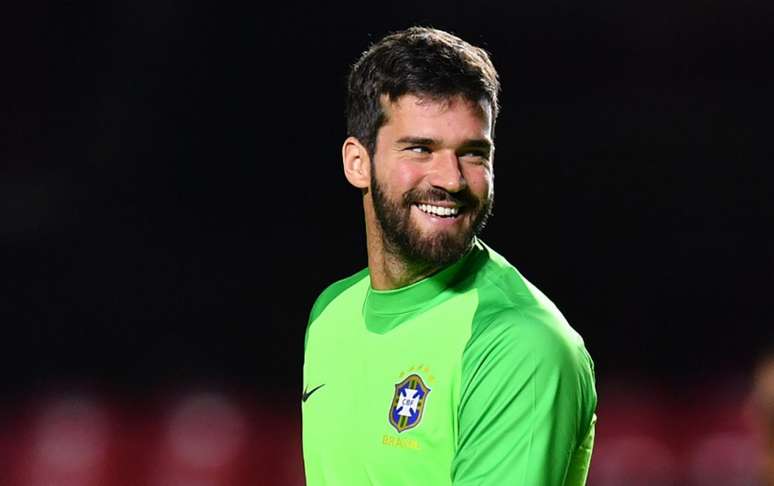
[369,94,494,267]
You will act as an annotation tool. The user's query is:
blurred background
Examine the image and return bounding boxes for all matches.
[2,0,773,484]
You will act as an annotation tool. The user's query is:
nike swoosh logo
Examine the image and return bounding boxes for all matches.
[302,384,325,402]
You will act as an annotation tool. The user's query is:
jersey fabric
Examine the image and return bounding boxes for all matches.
[302,239,597,485]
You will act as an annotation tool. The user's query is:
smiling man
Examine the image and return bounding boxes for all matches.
[302,27,597,485]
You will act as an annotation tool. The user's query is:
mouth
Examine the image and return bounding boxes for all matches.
[412,202,463,219]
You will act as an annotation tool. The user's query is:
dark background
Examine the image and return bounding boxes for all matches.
[3,1,773,401]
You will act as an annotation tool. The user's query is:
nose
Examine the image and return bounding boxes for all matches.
[428,150,467,193]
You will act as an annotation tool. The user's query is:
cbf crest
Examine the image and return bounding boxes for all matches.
[388,373,431,433]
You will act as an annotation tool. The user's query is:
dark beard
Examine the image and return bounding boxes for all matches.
[370,171,493,268]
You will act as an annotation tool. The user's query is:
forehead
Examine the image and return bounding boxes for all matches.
[380,94,492,138]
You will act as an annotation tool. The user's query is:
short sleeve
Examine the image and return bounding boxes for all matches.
[451,307,597,485]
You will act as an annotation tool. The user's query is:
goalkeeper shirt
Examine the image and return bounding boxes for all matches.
[302,239,597,485]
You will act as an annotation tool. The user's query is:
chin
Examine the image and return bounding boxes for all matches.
[407,231,473,267]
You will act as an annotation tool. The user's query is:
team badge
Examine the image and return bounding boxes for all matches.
[388,373,431,433]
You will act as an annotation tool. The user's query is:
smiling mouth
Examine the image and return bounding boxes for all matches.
[413,203,462,218]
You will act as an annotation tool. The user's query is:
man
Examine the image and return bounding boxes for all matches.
[302,27,597,485]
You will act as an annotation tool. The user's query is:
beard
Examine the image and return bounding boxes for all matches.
[370,170,493,268]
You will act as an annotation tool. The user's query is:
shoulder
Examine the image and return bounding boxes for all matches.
[465,244,593,376]
[468,244,596,359]
[468,305,591,371]
[304,268,369,350]
[308,267,370,325]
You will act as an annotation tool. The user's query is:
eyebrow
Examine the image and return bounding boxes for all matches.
[463,139,493,151]
[395,136,437,146]
[395,136,493,150]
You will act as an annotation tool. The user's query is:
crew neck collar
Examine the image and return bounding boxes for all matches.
[365,239,483,317]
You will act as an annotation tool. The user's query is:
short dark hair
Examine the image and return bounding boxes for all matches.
[346,27,500,158]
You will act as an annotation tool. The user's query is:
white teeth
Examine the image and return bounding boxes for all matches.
[416,204,460,217]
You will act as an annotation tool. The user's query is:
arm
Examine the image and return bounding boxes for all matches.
[451,308,597,485]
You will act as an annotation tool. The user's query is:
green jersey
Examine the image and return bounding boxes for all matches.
[302,239,597,485]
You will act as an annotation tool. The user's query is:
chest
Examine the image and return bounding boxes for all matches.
[302,290,477,483]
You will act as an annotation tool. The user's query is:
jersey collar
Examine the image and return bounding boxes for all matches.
[364,238,484,325]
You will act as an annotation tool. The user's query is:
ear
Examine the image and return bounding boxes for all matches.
[342,136,371,189]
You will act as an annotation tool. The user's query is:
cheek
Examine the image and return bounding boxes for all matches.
[390,162,426,190]
[464,167,493,198]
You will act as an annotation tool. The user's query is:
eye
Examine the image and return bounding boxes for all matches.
[459,150,491,164]
[406,145,432,154]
